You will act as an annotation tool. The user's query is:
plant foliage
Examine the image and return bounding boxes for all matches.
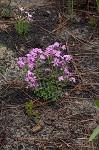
[89,100,99,142]
[18,42,76,100]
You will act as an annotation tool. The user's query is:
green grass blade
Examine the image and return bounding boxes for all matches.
[89,126,99,142]
[96,0,99,12]
[94,100,99,108]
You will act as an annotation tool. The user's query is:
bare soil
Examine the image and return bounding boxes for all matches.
[0,0,99,150]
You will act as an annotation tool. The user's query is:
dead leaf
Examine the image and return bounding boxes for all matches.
[31,124,42,133]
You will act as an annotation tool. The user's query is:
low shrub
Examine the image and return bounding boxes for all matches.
[18,42,76,100]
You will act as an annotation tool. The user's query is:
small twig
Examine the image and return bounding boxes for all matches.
[59,139,76,150]
[80,118,99,123]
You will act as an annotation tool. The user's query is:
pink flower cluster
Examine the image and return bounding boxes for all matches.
[25,70,38,87]
[19,7,33,21]
[18,42,76,87]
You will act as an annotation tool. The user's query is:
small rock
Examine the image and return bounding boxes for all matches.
[0,46,6,59]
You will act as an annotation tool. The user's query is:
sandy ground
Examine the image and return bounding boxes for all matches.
[1,0,54,7]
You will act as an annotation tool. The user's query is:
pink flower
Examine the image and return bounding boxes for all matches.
[40,54,46,60]
[70,77,76,83]
[25,11,28,14]
[52,57,60,66]
[30,48,38,53]
[58,76,64,81]
[17,57,26,67]
[19,7,24,11]
[30,76,36,83]
[44,68,51,72]
[61,45,66,50]
[28,13,32,21]
[26,54,35,68]
[29,82,38,88]
[25,70,38,87]
[44,50,50,57]
[28,62,34,68]
[63,55,72,61]
[53,50,61,57]
[53,42,59,47]
[25,12,33,21]
[27,54,35,61]
[28,13,32,18]
[29,49,37,57]
[64,75,69,79]
[64,68,72,76]
[27,70,33,77]
[33,48,43,54]
[18,42,75,90]
[60,60,66,67]
[45,45,53,56]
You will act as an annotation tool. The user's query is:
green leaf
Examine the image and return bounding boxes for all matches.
[0,66,5,74]
[29,100,33,109]
[25,100,33,116]
[96,0,99,12]
[89,126,99,142]
[25,102,29,110]
[94,100,99,108]
[35,110,39,124]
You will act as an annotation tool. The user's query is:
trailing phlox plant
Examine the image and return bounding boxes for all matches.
[15,7,33,35]
[18,42,76,100]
